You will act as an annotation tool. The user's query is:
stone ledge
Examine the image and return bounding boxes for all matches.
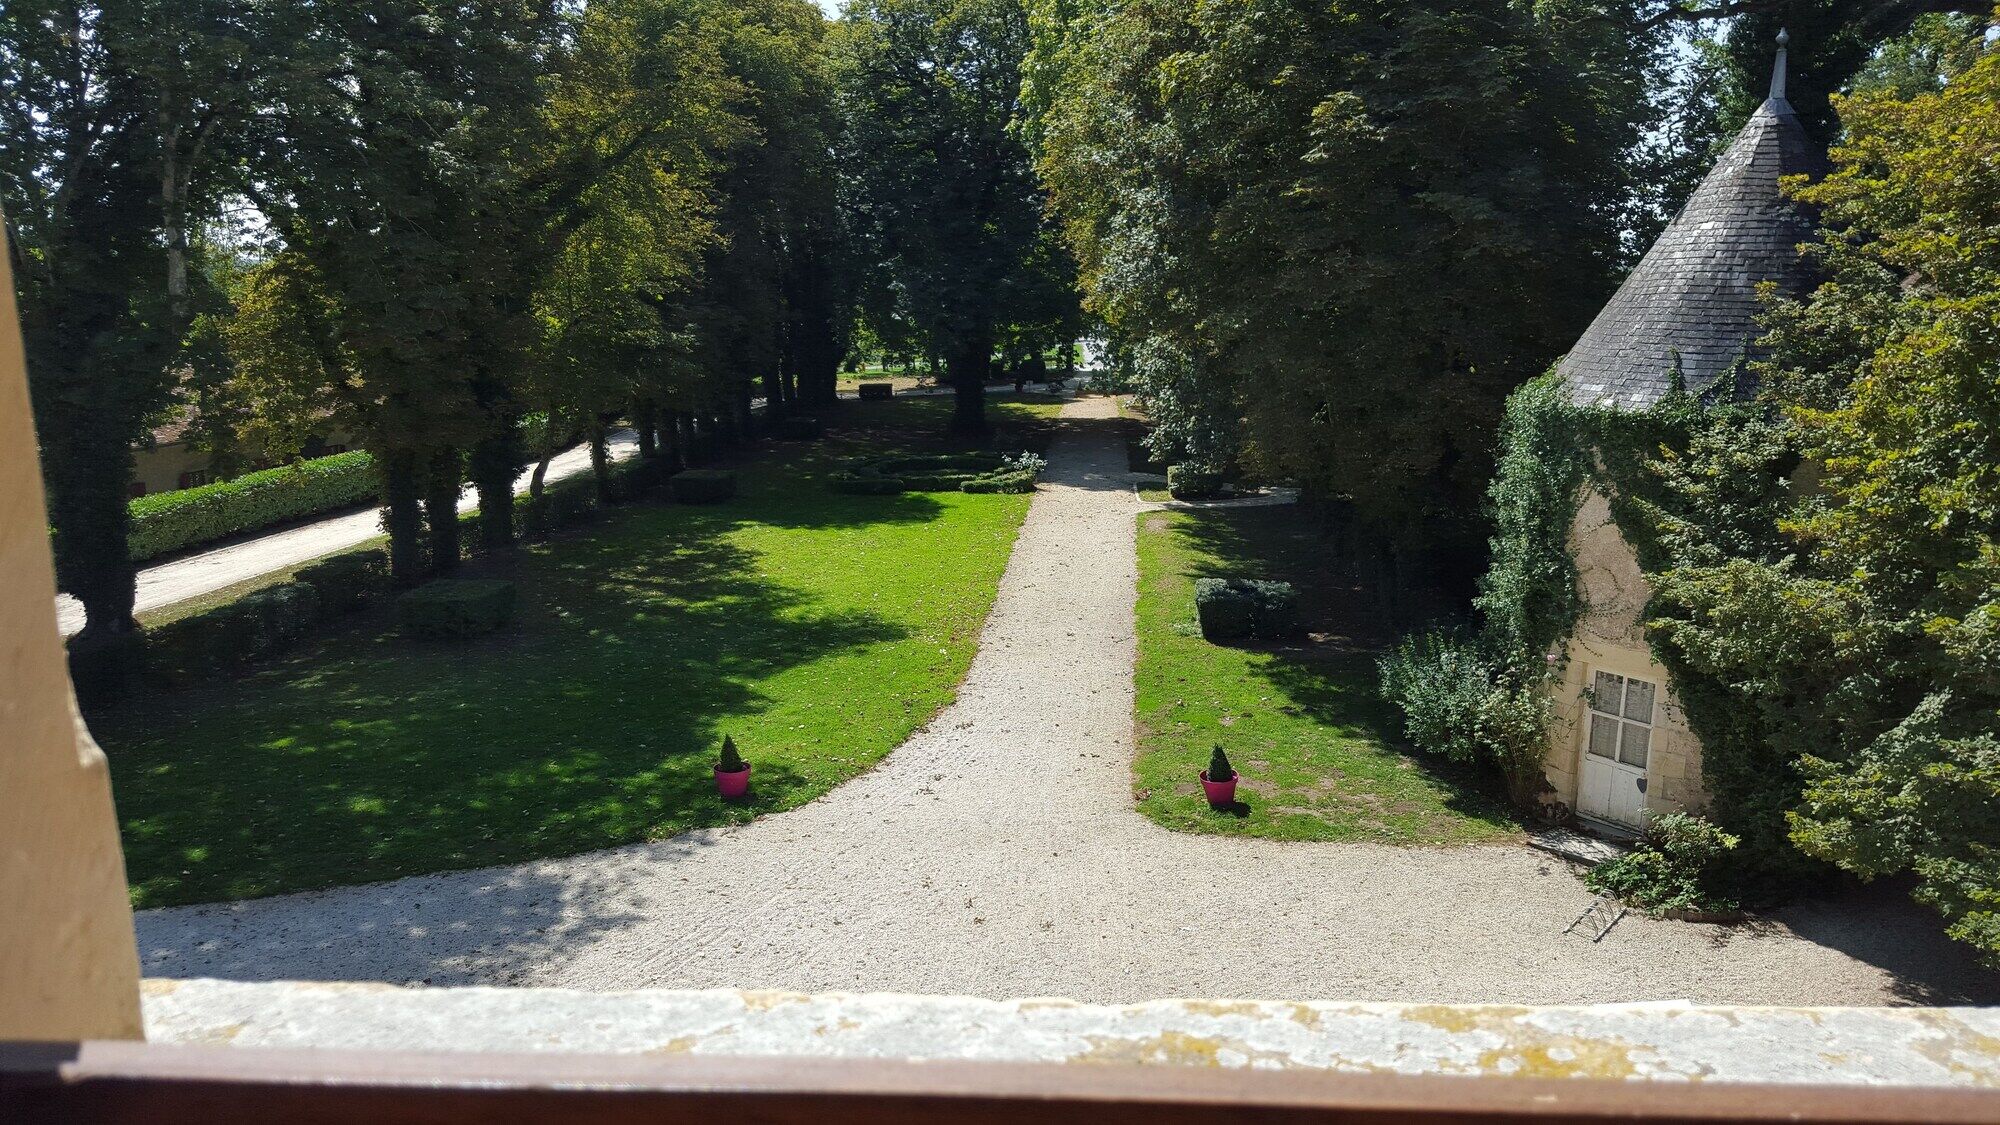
[141,979,2000,1086]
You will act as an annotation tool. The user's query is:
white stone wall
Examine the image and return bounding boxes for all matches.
[1541,489,1707,825]
[140,979,2000,1086]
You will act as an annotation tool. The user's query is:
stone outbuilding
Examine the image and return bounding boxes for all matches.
[1540,36,1825,832]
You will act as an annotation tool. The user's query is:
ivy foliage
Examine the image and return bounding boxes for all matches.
[1381,366,1697,806]
[1585,811,1742,916]
[1402,36,2000,961]
[1764,42,2000,959]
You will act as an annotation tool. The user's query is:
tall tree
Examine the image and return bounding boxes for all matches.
[247,2,562,580]
[1,0,256,664]
[1030,0,1659,608]
[836,0,1051,437]
[524,0,742,497]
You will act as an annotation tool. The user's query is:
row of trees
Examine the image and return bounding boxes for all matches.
[3,0,1084,664]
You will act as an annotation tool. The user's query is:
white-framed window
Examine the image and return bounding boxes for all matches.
[1586,670,1655,770]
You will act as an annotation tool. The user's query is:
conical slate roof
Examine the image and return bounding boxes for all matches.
[1559,43,1826,410]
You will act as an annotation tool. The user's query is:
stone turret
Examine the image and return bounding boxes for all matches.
[1559,30,1827,411]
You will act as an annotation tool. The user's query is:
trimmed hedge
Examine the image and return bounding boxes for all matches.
[874,452,1004,475]
[398,578,517,639]
[522,475,602,539]
[295,550,390,613]
[829,469,907,495]
[1194,578,1299,641]
[609,455,669,501]
[129,451,377,562]
[830,451,1042,496]
[147,580,321,685]
[1166,462,1225,501]
[960,469,1037,494]
[857,382,894,400]
[670,469,737,504]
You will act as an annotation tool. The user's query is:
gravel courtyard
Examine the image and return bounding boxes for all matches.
[135,396,2000,1005]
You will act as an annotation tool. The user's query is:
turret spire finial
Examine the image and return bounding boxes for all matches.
[1770,28,1790,101]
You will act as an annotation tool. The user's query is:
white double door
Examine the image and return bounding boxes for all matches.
[1577,670,1655,830]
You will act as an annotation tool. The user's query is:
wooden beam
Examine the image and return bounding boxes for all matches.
[5,1041,2000,1124]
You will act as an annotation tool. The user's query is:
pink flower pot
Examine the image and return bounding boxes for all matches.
[715,765,751,800]
[1200,769,1237,807]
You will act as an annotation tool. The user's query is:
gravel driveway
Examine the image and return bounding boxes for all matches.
[134,397,1999,1005]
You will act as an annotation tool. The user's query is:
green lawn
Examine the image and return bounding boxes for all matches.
[1132,506,1519,844]
[98,396,1062,908]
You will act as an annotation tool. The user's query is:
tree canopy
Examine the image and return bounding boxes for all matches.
[1029,0,1663,606]
[835,0,1057,436]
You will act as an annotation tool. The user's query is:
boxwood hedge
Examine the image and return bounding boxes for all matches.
[146,580,322,686]
[129,451,377,562]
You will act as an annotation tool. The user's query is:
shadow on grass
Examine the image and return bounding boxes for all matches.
[111,522,907,912]
[109,391,1053,915]
[1162,504,1522,831]
[132,757,827,984]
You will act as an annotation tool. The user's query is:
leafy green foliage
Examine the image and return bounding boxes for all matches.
[293,550,392,615]
[127,452,376,562]
[1206,744,1234,784]
[835,0,1061,435]
[1193,578,1299,642]
[829,450,1039,493]
[718,735,748,774]
[1166,463,1225,502]
[146,581,322,687]
[1134,507,1517,843]
[1376,632,1553,806]
[2,0,263,641]
[1758,46,2000,960]
[1472,375,1591,669]
[957,472,1034,495]
[1029,0,1662,586]
[397,580,520,640]
[828,469,909,495]
[1586,812,1742,916]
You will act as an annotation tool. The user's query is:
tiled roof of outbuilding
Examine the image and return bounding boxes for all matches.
[1558,46,1826,411]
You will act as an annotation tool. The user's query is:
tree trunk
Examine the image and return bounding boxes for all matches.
[945,331,992,439]
[423,447,462,574]
[635,399,658,459]
[469,430,518,554]
[658,409,683,471]
[529,450,554,500]
[762,365,785,419]
[49,407,140,705]
[379,448,426,585]
[589,424,612,501]
[677,413,699,466]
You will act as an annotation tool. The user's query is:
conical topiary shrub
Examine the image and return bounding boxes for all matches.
[1207,744,1235,783]
[714,735,750,800]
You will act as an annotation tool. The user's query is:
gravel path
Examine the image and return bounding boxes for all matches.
[134,397,1999,1005]
[57,431,639,637]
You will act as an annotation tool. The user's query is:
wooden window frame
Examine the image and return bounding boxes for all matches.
[1586,670,1655,771]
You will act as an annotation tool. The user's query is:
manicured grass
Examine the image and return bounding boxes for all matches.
[1132,506,1519,844]
[98,396,1062,908]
